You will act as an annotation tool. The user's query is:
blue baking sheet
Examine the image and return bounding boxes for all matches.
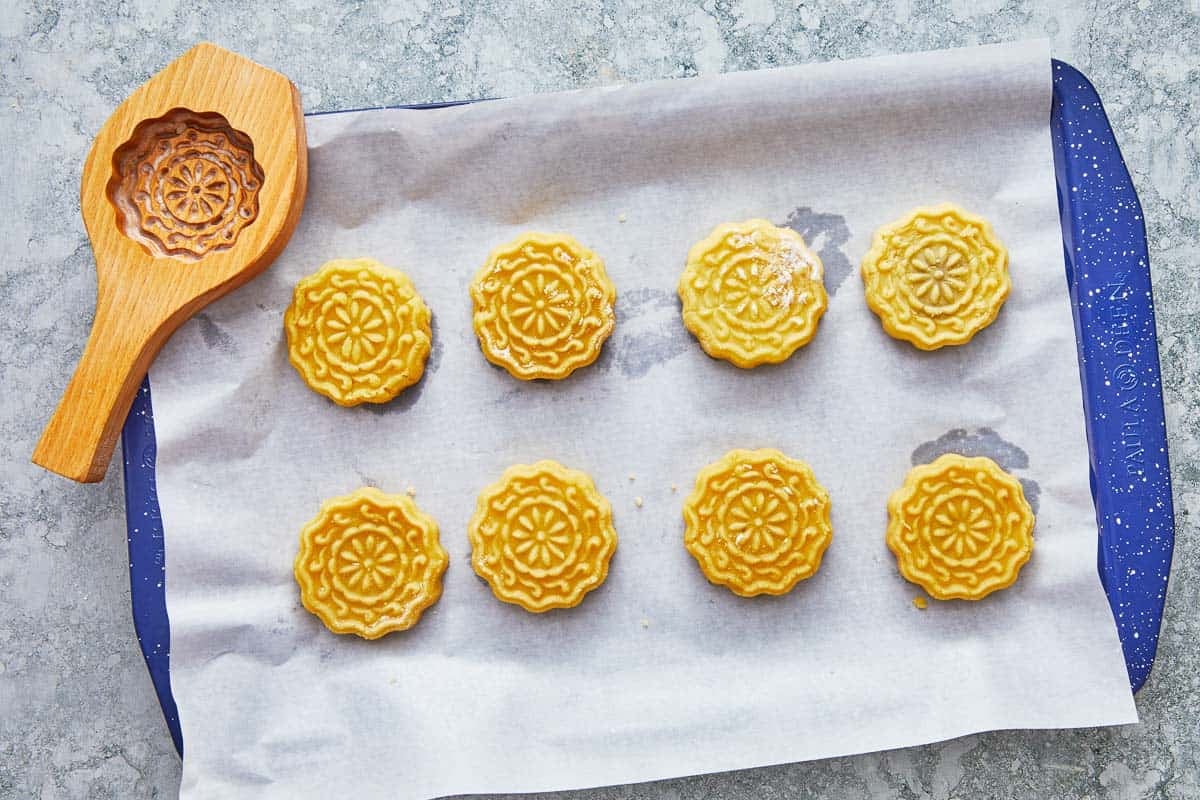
[121,60,1176,757]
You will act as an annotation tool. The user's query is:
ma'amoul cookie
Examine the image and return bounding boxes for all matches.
[470,233,616,380]
[469,460,617,612]
[284,258,432,406]
[294,487,448,638]
[683,448,833,596]
[861,204,1010,350]
[887,454,1034,600]
[679,219,827,368]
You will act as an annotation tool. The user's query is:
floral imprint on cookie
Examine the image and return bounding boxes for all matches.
[861,204,1010,350]
[285,258,432,407]
[887,453,1034,600]
[683,448,833,596]
[678,219,827,368]
[107,108,263,260]
[469,460,617,612]
[294,487,448,638]
[471,233,616,380]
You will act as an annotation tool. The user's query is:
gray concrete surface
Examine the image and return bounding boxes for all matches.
[0,1,1196,797]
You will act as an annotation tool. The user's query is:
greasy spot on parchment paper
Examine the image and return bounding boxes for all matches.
[780,207,852,297]
[196,313,236,355]
[593,287,692,378]
[354,471,381,490]
[911,427,1040,514]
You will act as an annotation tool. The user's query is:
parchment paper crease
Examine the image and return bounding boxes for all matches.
[150,39,1137,800]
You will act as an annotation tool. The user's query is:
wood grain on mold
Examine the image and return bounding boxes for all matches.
[32,43,307,483]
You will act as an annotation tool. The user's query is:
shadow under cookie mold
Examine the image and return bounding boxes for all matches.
[107,107,265,261]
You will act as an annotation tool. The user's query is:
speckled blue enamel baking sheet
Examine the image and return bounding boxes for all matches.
[120,60,1175,757]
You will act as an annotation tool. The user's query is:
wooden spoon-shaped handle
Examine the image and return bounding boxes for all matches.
[33,285,176,483]
[33,43,306,483]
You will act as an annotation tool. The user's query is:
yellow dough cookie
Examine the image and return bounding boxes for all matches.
[887,454,1034,600]
[678,219,827,368]
[469,460,617,612]
[683,449,833,596]
[294,487,448,638]
[861,204,1010,350]
[470,233,616,380]
[284,258,432,406]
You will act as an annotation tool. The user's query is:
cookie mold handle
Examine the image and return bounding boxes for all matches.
[32,42,307,483]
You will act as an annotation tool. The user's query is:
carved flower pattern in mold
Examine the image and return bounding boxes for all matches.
[284,258,432,406]
[861,204,1010,350]
[469,460,617,612]
[887,454,1034,601]
[108,108,263,260]
[470,233,616,380]
[678,219,828,368]
[683,449,833,596]
[294,487,448,638]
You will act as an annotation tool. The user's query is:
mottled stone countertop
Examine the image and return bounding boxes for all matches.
[0,2,1196,798]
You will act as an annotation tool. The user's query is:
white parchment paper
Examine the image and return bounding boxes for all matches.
[150,40,1137,800]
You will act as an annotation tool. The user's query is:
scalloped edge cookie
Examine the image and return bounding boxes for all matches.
[683,448,833,596]
[294,486,448,638]
[886,453,1034,600]
[470,232,616,381]
[861,204,1010,351]
[284,257,432,406]
[468,460,618,612]
[679,219,828,368]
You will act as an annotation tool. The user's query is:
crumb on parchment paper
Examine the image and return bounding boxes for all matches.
[634,497,643,508]
[406,486,416,497]
[640,618,650,629]
[912,596,928,610]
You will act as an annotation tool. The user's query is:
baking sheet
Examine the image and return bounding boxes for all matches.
[150,39,1137,800]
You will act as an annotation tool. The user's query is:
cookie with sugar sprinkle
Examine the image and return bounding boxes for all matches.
[678,219,827,368]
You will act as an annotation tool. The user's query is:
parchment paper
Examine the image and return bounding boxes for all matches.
[150,40,1137,800]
